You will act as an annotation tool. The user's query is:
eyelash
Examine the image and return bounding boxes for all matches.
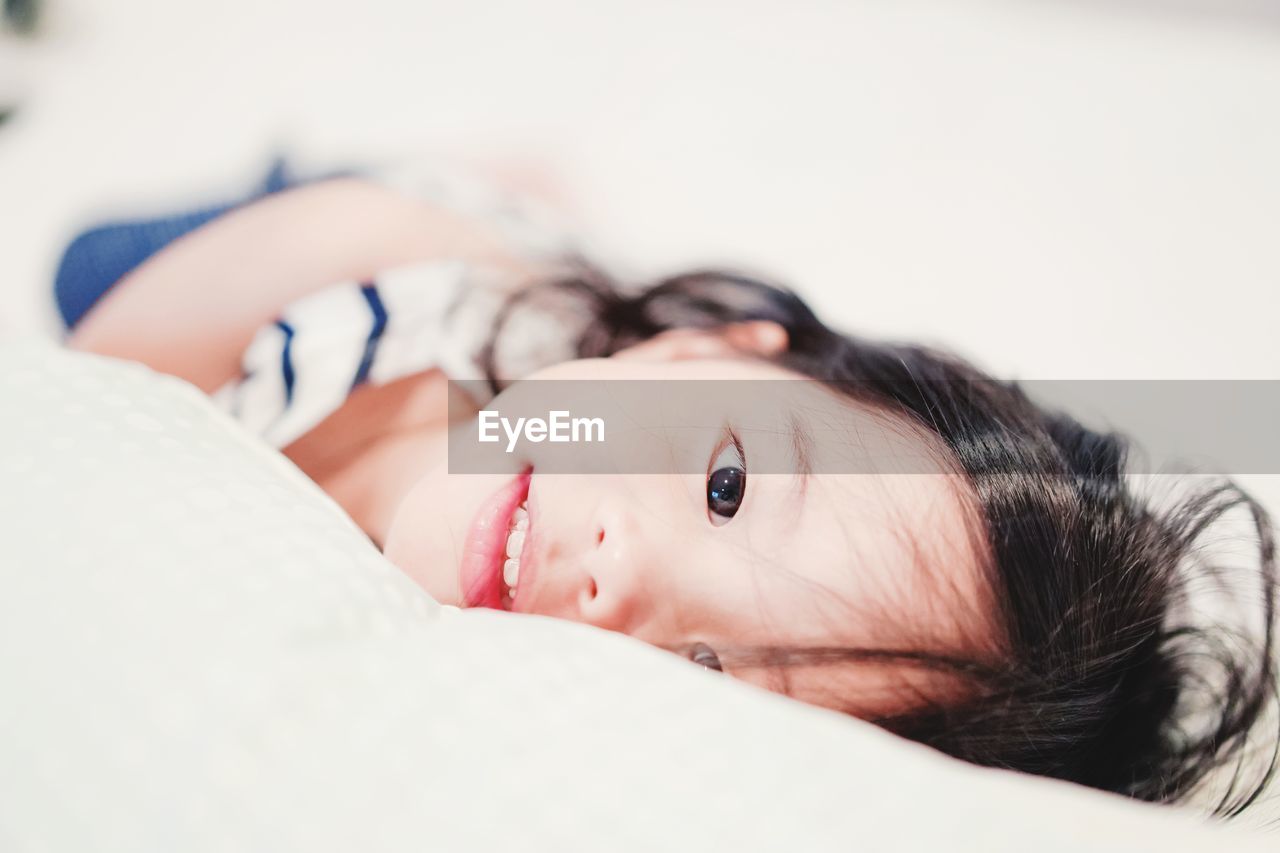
[705,429,747,526]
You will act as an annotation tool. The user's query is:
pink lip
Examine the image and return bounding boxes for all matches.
[459,469,531,609]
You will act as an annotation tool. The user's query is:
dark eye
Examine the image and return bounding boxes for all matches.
[690,642,723,673]
[706,435,746,526]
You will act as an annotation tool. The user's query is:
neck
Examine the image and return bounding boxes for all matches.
[280,370,462,548]
[315,428,442,548]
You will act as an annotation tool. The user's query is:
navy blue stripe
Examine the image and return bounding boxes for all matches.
[351,283,389,389]
[276,320,296,404]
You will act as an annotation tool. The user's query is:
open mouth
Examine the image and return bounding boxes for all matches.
[459,468,533,610]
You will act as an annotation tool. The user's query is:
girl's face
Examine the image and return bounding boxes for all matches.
[384,324,994,713]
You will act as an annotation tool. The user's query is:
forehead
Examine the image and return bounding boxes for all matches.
[727,467,986,645]
[684,360,994,708]
[729,479,992,711]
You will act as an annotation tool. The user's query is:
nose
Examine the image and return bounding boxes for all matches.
[572,500,652,634]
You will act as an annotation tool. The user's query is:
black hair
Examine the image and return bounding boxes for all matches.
[481,266,1278,817]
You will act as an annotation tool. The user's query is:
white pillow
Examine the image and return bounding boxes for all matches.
[0,340,1270,852]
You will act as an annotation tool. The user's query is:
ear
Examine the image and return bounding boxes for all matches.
[720,320,789,357]
[612,321,789,362]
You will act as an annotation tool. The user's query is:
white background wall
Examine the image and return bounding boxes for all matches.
[2,0,1278,370]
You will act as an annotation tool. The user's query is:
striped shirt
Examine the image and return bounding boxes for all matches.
[210,161,579,448]
[212,261,512,447]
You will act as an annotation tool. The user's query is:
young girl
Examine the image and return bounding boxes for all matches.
[57,159,1277,817]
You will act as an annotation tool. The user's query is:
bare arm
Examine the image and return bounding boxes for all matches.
[68,177,541,392]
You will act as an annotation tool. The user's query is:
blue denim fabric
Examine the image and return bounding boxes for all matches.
[54,158,299,331]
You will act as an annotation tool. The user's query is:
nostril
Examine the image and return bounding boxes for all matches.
[596,528,605,546]
[588,578,598,600]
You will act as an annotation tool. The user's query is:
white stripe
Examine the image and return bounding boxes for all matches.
[366,261,470,386]
[261,284,372,447]
[219,322,291,439]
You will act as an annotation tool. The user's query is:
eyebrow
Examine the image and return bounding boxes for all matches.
[724,417,813,696]
[788,412,814,497]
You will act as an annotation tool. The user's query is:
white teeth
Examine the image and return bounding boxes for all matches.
[502,500,529,600]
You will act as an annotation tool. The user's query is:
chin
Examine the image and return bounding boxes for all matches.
[382,451,521,610]
[384,533,462,605]
[382,490,464,606]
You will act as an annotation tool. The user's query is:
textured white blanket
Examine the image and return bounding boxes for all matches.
[0,342,1270,851]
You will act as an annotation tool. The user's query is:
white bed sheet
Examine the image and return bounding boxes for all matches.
[0,341,1274,851]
